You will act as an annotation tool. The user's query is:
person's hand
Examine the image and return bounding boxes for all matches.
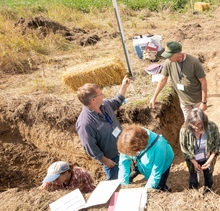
[193,162,201,172]
[121,75,130,88]
[100,156,116,168]
[201,157,213,170]
[191,159,201,171]
[103,158,116,168]
[119,75,131,97]
[149,97,156,108]
[199,102,207,111]
[201,162,210,170]
[201,152,215,170]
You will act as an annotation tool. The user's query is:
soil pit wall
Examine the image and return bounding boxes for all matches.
[0,93,184,191]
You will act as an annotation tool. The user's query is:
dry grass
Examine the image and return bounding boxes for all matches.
[147,188,220,210]
[0,4,176,99]
[1,187,220,211]
[1,4,220,211]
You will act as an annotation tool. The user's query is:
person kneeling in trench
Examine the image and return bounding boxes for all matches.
[117,124,174,191]
[39,161,95,193]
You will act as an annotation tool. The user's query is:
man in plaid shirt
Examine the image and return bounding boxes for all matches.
[40,161,95,193]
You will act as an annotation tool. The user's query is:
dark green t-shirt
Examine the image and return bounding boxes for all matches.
[161,54,206,105]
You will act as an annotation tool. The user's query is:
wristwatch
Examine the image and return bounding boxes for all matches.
[201,101,207,104]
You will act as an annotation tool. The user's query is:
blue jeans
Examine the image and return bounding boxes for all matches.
[156,165,171,191]
[100,155,119,180]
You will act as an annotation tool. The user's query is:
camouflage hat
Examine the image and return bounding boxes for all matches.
[161,41,182,58]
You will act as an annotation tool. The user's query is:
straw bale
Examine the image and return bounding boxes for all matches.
[62,57,127,91]
[194,2,210,11]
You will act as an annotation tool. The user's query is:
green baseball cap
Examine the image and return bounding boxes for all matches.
[161,41,182,58]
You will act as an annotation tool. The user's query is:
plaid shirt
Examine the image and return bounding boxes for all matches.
[180,121,220,172]
[40,166,95,193]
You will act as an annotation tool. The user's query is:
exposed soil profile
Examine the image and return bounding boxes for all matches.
[1,6,220,211]
[0,93,183,190]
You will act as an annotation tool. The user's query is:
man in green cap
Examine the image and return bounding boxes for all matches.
[150,41,207,120]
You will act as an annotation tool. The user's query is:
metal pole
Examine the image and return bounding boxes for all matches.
[190,0,194,14]
[112,0,134,77]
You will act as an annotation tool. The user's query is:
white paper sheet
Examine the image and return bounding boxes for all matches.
[114,188,147,211]
[85,179,122,208]
[49,179,122,211]
[49,188,86,211]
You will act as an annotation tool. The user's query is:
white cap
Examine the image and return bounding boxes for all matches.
[42,161,69,183]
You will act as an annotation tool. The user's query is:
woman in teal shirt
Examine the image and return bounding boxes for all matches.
[117,124,174,191]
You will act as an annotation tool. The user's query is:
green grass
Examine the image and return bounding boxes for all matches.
[0,0,202,12]
[158,83,176,103]
[0,0,219,74]
[129,98,150,107]
[1,0,219,12]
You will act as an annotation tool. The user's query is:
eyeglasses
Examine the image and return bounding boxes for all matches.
[192,123,203,128]
[93,93,103,98]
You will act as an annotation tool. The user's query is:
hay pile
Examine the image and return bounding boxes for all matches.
[62,57,127,91]
[1,187,220,211]
[194,2,210,11]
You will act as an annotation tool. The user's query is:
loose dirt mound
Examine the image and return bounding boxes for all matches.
[1,6,220,211]
[14,16,120,46]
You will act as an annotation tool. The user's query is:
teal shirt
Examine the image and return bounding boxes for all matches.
[118,128,174,189]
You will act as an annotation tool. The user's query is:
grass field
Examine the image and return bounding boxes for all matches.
[0,0,218,74]
[1,1,220,210]
[0,0,189,11]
